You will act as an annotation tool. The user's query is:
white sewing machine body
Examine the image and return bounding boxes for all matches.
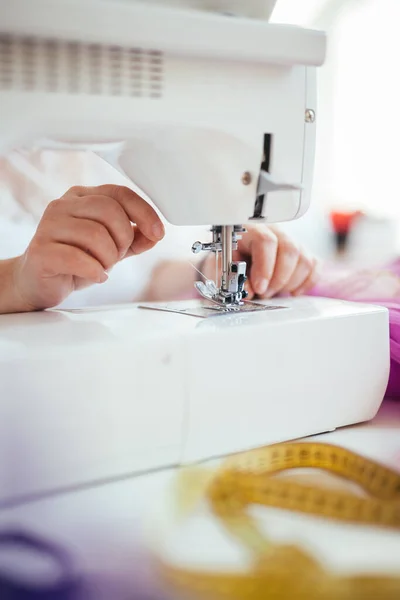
[0,297,389,504]
[0,1,391,505]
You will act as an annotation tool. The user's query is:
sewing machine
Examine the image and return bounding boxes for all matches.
[0,0,390,505]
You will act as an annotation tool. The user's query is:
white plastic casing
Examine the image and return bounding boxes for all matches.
[141,0,278,20]
[0,0,326,226]
[0,298,389,505]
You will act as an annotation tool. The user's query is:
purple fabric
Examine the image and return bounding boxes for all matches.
[309,259,400,399]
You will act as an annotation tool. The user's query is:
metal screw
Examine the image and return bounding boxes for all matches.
[305,109,315,123]
[191,241,203,254]
[241,171,252,185]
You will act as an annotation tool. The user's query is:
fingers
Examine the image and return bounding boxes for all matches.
[262,234,299,298]
[66,185,165,244]
[238,227,278,296]
[292,260,320,296]
[238,225,319,299]
[36,217,120,271]
[52,194,135,258]
[280,253,316,296]
[124,226,159,257]
[15,184,164,312]
[37,242,108,283]
[39,185,166,276]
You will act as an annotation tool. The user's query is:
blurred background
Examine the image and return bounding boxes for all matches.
[271,0,400,267]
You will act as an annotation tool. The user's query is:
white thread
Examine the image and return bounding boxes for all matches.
[189,261,209,282]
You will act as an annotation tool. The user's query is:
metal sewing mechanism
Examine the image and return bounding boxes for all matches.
[190,172,306,312]
[192,225,248,311]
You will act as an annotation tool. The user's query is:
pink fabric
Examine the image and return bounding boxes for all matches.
[310,259,400,399]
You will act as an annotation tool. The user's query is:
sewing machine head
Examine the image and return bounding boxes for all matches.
[0,0,326,309]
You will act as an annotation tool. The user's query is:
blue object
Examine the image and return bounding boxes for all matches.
[0,530,82,599]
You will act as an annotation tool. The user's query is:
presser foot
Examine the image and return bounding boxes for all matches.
[192,224,248,311]
[194,279,246,312]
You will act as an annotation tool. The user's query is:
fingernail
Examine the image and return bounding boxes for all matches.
[265,287,276,299]
[152,222,165,240]
[255,277,269,296]
[99,271,109,284]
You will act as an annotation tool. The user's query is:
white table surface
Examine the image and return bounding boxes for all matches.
[1,400,400,599]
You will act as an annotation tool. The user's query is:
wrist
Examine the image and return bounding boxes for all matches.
[0,256,36,314]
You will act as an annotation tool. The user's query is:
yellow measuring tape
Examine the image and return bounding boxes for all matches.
[158,442,400,599]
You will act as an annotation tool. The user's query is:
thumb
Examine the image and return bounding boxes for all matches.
[123,225,160,258]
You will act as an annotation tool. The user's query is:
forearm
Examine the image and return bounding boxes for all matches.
[0,257,33,314]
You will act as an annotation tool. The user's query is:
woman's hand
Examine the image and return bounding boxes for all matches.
[203,224,319,299]
[6,185,164,312]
